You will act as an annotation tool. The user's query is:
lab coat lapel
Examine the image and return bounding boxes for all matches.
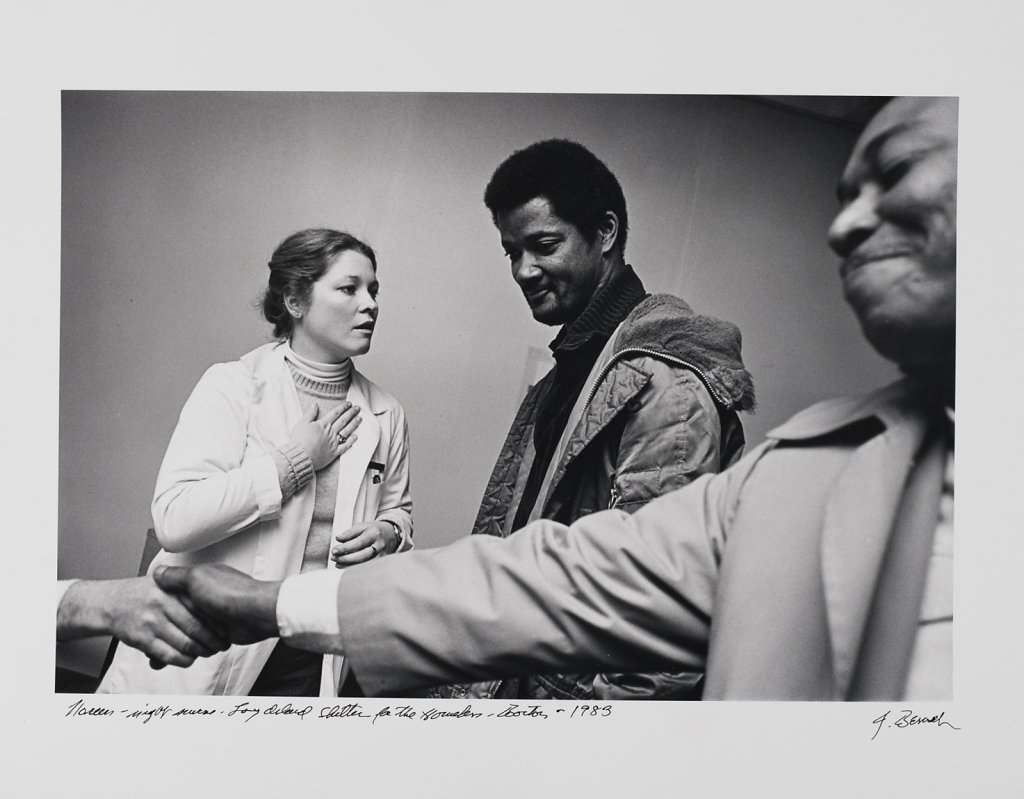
[332,374,381,536]
[319,375,381,696]
[819,409,929,697]
[247,343,305,444]
[245,346,383,697]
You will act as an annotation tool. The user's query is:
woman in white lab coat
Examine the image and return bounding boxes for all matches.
[99,228,413,696]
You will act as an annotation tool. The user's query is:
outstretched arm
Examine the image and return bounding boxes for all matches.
[336,473,736,695]
[153,457,749,695]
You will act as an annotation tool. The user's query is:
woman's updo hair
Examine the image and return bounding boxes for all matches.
[262,228,377,339]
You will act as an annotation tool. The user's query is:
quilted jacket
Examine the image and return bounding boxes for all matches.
[434,292,755,700]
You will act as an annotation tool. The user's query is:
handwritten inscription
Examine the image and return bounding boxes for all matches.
[321,703,373,720]
[263,702,313,720]
[227,702,259,722]
[422,705,484,720]
[172,707,217,717]
[225,701,314,722]
[61,700,613,725]
[567,704,611,718]
[870,709,961,740]
[121,704,173,723]
[371,705,416,724]
[495,703,547,719]
[65,699,115,718]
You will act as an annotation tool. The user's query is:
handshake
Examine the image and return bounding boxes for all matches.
[154,564,284,651]
[57,565,287,670]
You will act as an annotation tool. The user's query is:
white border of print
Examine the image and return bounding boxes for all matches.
[4,1,1022,796]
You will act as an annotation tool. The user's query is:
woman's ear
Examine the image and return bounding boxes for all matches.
[284,293,306,320]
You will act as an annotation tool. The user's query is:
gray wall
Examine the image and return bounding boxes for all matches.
[58,92,894,668]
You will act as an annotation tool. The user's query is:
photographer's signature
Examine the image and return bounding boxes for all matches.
[871,709,960,740]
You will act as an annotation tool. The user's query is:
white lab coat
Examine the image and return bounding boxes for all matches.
[98,341,413,695]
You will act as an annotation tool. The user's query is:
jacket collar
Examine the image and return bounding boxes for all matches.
[768,378,938,441]
[771,377,948,698]
[550,265,647,354]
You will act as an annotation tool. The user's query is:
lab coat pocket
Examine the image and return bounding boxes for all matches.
[363,460,386,512]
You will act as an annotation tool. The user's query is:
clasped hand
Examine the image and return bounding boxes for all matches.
[101,577,231,669]
[154,564,282,647]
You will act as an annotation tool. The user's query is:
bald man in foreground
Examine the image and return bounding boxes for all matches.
[157,96,957,701]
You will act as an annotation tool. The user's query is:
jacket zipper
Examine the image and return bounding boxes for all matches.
[583,348,730,411]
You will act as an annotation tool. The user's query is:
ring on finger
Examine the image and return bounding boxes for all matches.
[338,433,347,443]
[370,544,378,557]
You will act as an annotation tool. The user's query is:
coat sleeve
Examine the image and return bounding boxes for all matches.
[592,359,736,698]
[372,403,414,551]
[612,359,727,512]
[334,456,760,696]
[151,363,283,553]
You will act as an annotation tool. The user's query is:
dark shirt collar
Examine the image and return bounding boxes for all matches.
[550,265,647,355]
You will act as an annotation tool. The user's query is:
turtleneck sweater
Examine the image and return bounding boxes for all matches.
[274,342,352,573]
[282,342,353,384]
[251,343,354,697]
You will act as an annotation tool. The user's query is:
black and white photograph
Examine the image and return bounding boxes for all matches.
[6,1,1023,796]
[57,90,908,699]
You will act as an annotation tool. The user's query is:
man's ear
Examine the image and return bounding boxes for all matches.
[597,211,620,255]
[284,293,306,320]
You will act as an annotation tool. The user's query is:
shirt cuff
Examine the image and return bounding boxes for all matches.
[276,569,346,655]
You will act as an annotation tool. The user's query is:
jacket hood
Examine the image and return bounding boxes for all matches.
[615,293,756,412]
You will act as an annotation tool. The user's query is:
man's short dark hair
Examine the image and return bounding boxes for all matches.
[484,139,629,253]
